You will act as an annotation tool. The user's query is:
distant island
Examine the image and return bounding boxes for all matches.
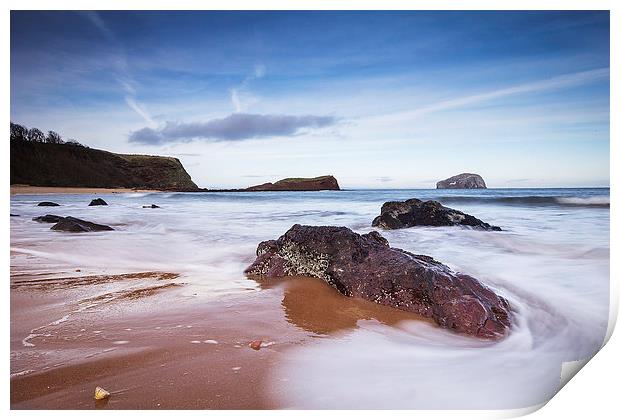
[246,175,340,191]
[436,173,487,189]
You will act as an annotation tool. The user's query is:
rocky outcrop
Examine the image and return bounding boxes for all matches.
[10,141,199,191]
[372,199,501,231]
[50,217,114,232]
[33,214,64,223]
[245,224,511,339]
[37,202,60,207]
[437,173,486,189]
[246,175,340,191]
[89,198,108,206]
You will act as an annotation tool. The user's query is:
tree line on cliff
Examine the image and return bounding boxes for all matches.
[10,122,85,147]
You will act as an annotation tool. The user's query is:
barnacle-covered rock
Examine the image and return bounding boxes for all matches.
[245,224,511,339]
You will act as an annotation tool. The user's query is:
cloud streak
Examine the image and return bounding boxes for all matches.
[129,113,338,144]
[374,67,610,123]
[81,11,156,127]
[230,64,266,112]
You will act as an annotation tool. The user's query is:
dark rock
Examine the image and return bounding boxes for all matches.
[37,201,60,207]
[246,175,340,191]
[245,224,511,339]
[50,216,114,232]
[33,214,64,223]
[89,198,108,206]
[10,214,19,217]
[143,204,160,208]
[372,199,501,231]
[437,173,486,189]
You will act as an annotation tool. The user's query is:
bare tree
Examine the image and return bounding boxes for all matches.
[27,128,45,143]
[10,122,28,141]
[45,130,63,144]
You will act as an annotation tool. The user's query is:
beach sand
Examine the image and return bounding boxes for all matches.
[10,185,161,195]
[10,266,426,409]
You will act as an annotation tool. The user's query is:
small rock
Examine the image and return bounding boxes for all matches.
[37,202,60,207]
[249,340,262,350]
[10,214,19,217]
[32,214,64,223]
[89,198,108,206]
[94,386,110,400]
[50,216,114,232]
[143,204,160,208]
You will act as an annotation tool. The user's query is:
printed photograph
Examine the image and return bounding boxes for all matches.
[9,8,611,411]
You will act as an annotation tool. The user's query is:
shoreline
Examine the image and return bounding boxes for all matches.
[11,186,162,195]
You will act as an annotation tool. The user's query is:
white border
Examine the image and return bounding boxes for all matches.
[3,1,617,419]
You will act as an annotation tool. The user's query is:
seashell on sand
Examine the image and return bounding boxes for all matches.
[94,386,110,400]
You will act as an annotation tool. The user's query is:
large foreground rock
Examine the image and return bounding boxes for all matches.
[372,199,501,230]
[51,216,114,232]
[246,175,340,191]
[437,173,486,189]
[245,224,511,338]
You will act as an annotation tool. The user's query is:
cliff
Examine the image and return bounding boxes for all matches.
[246,175,340,191]
[436,173,487,189]
[10,141,199,191]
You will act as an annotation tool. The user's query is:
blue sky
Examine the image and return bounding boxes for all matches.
[11,11,609,188]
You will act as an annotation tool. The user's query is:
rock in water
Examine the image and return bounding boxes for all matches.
[143,204,160,208]
[37,201,60,207]
[437,173,486,189]
[33,214,64,223]
[372,199,501,231]
[51,216,114,232]
[89,198,108,206]
[245,225,511,339]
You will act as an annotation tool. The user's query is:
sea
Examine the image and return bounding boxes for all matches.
[10,187,610,409]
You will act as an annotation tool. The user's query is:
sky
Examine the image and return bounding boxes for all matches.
[10,11,610,188]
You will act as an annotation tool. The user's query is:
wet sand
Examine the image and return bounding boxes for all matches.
[11,267,428,409]
[10,185,161,195]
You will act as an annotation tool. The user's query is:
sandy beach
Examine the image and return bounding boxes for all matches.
[10,263,424,409]
[11,185,161,195]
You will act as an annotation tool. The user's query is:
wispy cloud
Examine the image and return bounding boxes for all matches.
[128,113,338,144]
[230,64,266,112]
[375,68,610,123]
[376,176,394,183]
[81,11,156,127]
[124,96,157,128]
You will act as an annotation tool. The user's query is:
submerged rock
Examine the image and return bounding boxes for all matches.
[372,199,501,231]
[143,204,160,208]
[33,214,64,223]
[437,173,486,189]
[89,198,108,206]
[37,201,60,207]
[245,224,511,339]
[51,216,114,232]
